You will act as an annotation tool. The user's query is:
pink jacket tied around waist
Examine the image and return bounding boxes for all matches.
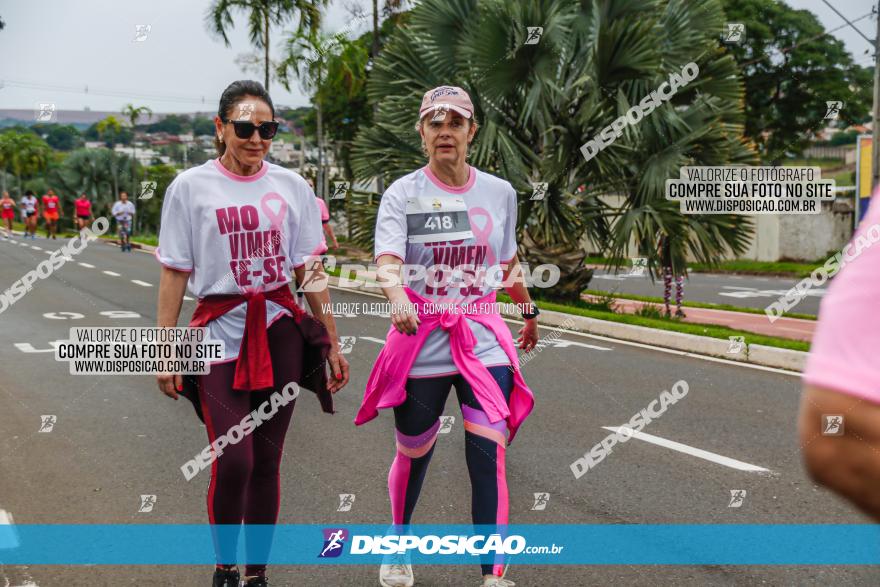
[354,288,535,443]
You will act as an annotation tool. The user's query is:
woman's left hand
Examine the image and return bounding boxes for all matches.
[327,347,350,393]
[517,318,539,352]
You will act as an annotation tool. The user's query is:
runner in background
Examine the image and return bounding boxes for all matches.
[41,189,61,239]
[316,196,338,251]
[111,191,136,252]
[355,86,538,587]
[20,191,38,239]
[74,193,93,231]
[0,192,16,238]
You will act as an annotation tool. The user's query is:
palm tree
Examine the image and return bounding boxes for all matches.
[51,148,135,217]
[95,116,127,200]
[277,30,337,197]
[206,0,328,90]
[121,104,153,199]
[349,0,756,302]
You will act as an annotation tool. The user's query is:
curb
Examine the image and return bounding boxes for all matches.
[325,275,807,373]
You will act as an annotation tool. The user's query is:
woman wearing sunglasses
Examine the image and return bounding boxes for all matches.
[355,86,538,587]
[155,80,350,587]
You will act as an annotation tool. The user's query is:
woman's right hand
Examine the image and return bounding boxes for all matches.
[157,372,183,400]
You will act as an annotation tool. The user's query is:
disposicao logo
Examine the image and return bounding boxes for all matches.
[318,528,348,558]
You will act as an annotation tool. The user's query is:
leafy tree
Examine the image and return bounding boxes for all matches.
[86,117,132,146]
[40,124,83,151]
[206,0,328,90]
[277,30,336,196]
[721,0,873,162]
[0,130,53,197]
[143,114,190,135]
[192,117,216,136]
[350,0,755,302]
[139,163,179,233]
[49,148,136,216]
[121,104,154,199]
[829,130,860,146]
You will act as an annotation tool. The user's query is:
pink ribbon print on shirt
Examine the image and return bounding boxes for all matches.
[214,192,289,292]
[425,206,494,302]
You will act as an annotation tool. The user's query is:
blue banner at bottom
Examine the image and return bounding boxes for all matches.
[0,524,878,565]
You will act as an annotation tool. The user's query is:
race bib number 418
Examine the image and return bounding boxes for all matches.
[405,196,473,243]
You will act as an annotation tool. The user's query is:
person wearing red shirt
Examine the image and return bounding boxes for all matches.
[74,193,93,231]
[0,191,16,239]
[41,189,62,239]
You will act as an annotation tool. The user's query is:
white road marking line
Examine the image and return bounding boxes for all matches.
[546,339,612,351]
[30,246,41,251]
[328,285,801,377]
[183,295,194,301]
[14,342,62,353]
[78,262,95,268]
[131,280,152,287]
[602,426,770,472]
[102,270,120,277]
[359,336,386,344]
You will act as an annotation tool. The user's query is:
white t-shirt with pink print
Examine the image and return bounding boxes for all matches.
[374,165,518,376]
[156,159,324,362]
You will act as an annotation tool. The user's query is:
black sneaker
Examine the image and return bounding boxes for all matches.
[212,567,240,587]
[244,578,269,586]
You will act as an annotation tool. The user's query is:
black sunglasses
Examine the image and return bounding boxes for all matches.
[222,119,280,140]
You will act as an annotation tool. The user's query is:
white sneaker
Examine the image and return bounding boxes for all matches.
[481,565,514,587]
[379,559,414,587]
[481,576,515,587]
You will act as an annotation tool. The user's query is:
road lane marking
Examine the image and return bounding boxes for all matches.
[601,426,770,472]
[183,296,194,301]
[102,271,120,277]
[14,342,62,353]
[359,336,386,344]
[30,246,41,251]
[43,312,84,320]
[547,339,612,351]
[131,280,152,287]
[78,262,95,268]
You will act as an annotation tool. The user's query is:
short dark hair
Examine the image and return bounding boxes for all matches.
[214,80,276,156]
[25,190,34,196]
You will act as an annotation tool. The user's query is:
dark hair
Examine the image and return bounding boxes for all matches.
[25,190,34,196]
[214,80,276,156]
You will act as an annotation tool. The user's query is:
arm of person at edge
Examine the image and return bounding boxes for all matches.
[323,222,339,249]
[156,266,189,399]
[376,254,420,336]
[294,258,350,393]
[501,254,539,352]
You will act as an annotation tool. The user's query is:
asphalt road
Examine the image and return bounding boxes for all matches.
[587,269,823,316]
[0,234,873,586]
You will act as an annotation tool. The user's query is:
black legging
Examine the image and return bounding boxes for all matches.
[389,365,514,576]
[196,316,302,577]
